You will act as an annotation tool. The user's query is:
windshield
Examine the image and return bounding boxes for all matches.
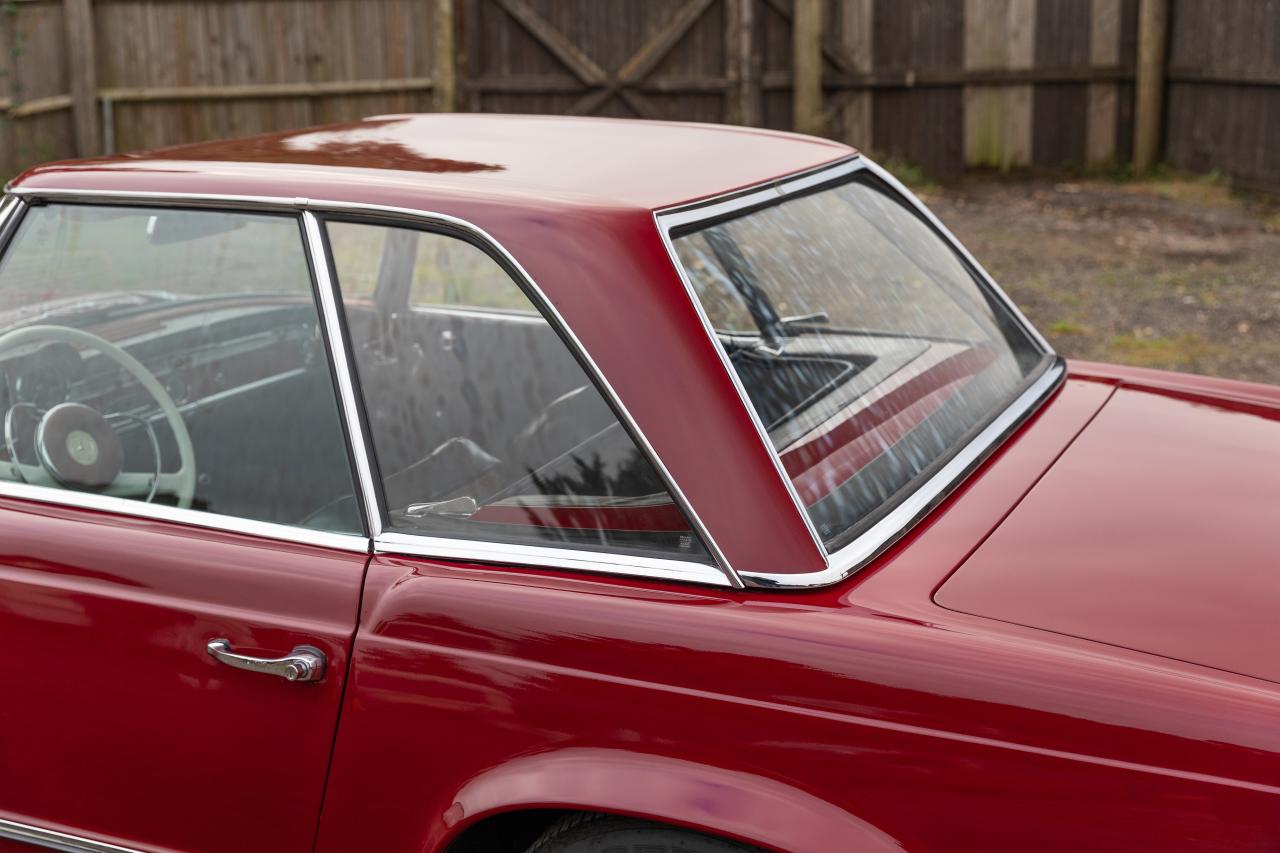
[671,172,1049,552]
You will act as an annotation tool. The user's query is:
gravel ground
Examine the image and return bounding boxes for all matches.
[918,175,1280,386]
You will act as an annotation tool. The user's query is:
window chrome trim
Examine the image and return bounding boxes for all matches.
[7,186,739,588]
[376,531,734,587]
[0,814,151,853]
[302,210,385,539]
[0,478,369,552]
[0,193,22,239]
[654,155,1061,589]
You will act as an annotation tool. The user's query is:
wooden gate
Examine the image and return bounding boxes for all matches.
[462,0,742,123]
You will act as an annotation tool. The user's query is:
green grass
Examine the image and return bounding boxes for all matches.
[1046,320,1086,335]
[1108,333,1221,369]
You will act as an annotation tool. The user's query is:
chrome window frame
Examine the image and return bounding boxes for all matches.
[655,155,1065,589]
[1,188,738,588]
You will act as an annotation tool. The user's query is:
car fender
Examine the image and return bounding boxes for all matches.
[435,747,905,853]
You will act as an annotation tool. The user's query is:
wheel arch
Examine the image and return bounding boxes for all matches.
[432,748,905,853]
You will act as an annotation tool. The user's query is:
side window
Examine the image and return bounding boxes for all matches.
[326,220,709,562]
[0,203,362,534]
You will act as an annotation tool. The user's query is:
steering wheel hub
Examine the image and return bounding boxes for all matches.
[66,429,99,466]
[36,403,124,490]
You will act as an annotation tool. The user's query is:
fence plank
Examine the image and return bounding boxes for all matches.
[872,0,965,178]
[433,0,456,111]
[964,0,1034,169]
[792,0,822,134]
[63,0,99,155]
[1032,0,1090,168]
[1086,0,1121,164]
[834,0,872,149]
[743,0,764,126]
[724,0,744,123]
[1133,0,1168,171]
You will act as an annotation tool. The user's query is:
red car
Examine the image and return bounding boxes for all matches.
[0,114,1276,853]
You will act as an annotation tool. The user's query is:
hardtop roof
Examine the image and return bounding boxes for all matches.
[12,113,856,212]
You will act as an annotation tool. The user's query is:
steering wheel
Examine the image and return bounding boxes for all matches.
[0,325,197,508]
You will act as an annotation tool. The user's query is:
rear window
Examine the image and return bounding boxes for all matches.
[671,173,1048,552]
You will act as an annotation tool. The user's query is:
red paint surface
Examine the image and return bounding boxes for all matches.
[938,383,1280,683]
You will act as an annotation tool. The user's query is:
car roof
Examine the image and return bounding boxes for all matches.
[11,113,855,212]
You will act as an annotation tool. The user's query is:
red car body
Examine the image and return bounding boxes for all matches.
[1,115,1278,853]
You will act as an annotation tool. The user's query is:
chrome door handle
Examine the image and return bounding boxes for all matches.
[206,639,326,683]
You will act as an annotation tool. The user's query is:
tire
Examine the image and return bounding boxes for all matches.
[526,813,763,853]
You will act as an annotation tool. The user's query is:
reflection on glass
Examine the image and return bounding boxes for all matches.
[673,176,1048,550]
[0,204,361,533]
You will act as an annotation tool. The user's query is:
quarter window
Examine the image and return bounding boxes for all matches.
[326,220,709,562]
[0,203,362,534]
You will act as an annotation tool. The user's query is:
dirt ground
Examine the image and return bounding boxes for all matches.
[917,175,1280,386]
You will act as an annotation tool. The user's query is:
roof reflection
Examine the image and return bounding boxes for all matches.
[134,118,504,174]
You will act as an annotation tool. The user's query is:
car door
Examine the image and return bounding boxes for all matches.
[0,200,369,853]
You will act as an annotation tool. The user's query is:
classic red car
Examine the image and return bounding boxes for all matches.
[0,114,1276,853]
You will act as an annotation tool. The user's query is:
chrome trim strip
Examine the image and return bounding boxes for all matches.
[655,155,1061,589]
[744,359,1065,588]
[0,193,23,236]
[376,530,734,587]
[0,196,26,266]
[658,156,863,230]
[0,478,369,552]
[8,187,739,588]
[302,209,385,540]
[0,815,150,853]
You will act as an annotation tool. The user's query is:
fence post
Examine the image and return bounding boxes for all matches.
[792,0,823,135]
[63,0,99,156]
[1133,0,1168,172]
[433,0,457,112]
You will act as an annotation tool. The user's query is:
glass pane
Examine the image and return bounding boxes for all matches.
[672,176,1047,551]
[328,220,709,562]
[0,204,362,534]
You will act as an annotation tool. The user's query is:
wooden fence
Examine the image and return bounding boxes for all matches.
[1165,0,1280,194]
[0,0,1271,188]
